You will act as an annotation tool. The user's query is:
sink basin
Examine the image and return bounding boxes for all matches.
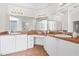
[54,34,72,38]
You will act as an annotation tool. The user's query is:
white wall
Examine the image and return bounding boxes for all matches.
[35,4,59,19]
[62,11,68,31]
[0,4,9,32]
[52,14,63,31]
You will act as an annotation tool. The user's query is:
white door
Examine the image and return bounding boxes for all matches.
[15,35,27,52]
[57,39,77,56]
[0,35,15,55]
[27,35,34,49]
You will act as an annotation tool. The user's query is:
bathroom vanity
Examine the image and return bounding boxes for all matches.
[0,34,34,55]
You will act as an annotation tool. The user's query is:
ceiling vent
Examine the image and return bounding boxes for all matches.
[59,3,67,7]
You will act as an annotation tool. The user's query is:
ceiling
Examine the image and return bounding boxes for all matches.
[10,3,57,10]
[20,3,49,9]
[9,3,66,17]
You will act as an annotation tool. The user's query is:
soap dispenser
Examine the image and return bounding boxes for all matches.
[73,32,77,38]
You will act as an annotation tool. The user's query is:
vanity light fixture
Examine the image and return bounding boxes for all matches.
[10,8,24,15]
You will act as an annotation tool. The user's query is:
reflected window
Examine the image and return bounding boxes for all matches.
[36,20,47,31]
[47,20,57,31]
[10,16,19,33]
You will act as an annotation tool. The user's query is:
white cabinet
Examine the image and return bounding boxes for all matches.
[27,35,34,49]
[56,39,77,56]
[0,35,15,55]
[44,36,51,55]
[35,36,45,46]
[49,37,57,56]
[44,36,78,56]
[15,35,27,52]
[77,46,79,55]
[0,35,29,55]
[75,44,79,56]
[44,36,57,56]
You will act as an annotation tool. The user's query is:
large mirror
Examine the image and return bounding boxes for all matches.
[10,16,22,33]
[9,16,36,33]
[9,16,62,33]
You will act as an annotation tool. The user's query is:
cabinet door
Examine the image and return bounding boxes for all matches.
[0,36,8,55]
[44,36,56,56]
[44,36,48,52]
[27,35,34,49]
[15,35,27,52]
[75,44,79,56]
[35,36,45,45]
[0,35,15,55]
[49,37,57,56]
[57,39,77,56]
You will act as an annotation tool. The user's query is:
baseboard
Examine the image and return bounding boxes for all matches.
[34,44,43,47]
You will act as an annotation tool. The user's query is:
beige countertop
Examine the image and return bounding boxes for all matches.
[0,31,79,44]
